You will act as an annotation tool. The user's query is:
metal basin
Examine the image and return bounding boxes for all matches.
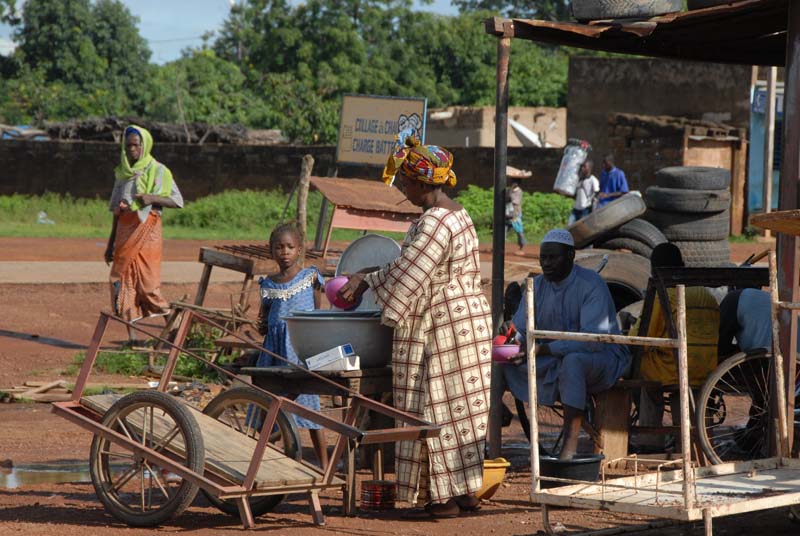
[283,310,393,369]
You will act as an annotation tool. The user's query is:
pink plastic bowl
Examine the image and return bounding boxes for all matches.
[492,344,521,363]
[325,276,361,310]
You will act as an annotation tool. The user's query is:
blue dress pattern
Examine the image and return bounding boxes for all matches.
[257,266,324,430]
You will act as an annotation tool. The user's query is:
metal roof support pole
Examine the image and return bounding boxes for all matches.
[776,0,800,455]
[488,25,511,459]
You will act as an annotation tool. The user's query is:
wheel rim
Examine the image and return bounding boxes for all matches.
[200,388,300,517]
[204,395,298,459]
[699,354,772,464]
[92,400,199,519]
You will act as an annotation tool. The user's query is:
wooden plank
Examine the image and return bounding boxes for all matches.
[593,388,631,463]
[82,394,344,489]
[199,247,257,274]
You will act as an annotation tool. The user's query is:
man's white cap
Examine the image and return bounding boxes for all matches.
[541,228,574,247]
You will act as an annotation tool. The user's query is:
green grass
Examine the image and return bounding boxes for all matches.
[64,325,234,382]
[0,188,571,244]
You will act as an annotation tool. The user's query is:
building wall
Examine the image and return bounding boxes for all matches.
[427,106,567,149]
[568,57,752,161]
[0,140,564,199]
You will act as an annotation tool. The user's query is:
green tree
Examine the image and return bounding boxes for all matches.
[7,0,151,119]
[91,0,153,114]
[147,50,255,127]
[0,0,19,25]
[14,0,105,87]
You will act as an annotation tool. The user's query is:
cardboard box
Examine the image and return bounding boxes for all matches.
[305,343,355,371]
[313,355,360,372]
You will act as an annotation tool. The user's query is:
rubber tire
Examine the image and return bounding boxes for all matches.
[645,186,731,213]
[594,237,653,259]
[655,166,731,190]
[672,240,731,267]
[696,350,771,465]
[90,391,205,527]
[644,209,730,241]
[568,193,646,249]
[687,0,735,10]
[572,0,683,21]
[200,387,303,518]
[575,249,650,310]
[600,218,667,248]
[201,387,301,518]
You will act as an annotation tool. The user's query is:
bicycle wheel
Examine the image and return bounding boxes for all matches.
[200,387,301,518]
[89,391,205,527]
[697,350,772,464]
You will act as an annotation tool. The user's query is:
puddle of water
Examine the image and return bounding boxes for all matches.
[0,461,92,489]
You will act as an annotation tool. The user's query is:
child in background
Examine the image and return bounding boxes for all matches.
[257,222,329,467]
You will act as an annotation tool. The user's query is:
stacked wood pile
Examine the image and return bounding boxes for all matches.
[44,117,254,145]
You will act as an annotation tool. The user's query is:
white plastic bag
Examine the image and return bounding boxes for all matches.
[553,139,591,197]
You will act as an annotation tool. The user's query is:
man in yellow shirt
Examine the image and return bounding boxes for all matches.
[633,243,719,450]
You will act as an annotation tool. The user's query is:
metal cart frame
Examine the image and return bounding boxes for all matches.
[51,310,439,529]
[524,251,800,535]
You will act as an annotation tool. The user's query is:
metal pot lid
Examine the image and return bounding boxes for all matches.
[335,234,401,311]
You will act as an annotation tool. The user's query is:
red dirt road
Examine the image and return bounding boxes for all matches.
[1,237,795,535]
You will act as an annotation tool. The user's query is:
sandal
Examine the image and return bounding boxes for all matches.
[454,494,481,512]
[402,500,460,519]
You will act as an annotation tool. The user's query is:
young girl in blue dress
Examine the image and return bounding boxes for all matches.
[257,223,328,467]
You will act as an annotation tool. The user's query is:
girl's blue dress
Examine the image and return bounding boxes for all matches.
[257,266,323,430]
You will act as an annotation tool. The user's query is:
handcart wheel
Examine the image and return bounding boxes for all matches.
[89,391,205,527]
[201,387,301,518]
[696,350,772,464]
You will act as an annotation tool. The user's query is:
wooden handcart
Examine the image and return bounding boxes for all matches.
[51,310,439,529]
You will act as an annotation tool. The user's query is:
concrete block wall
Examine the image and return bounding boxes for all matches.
[0,140,564,199]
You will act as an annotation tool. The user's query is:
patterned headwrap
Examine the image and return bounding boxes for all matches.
[382,135,457,188]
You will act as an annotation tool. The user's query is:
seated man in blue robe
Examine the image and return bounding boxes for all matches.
[503,229,631,459]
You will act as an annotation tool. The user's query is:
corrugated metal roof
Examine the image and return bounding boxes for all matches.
[486,0,787,67]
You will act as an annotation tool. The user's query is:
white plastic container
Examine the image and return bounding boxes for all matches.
[553,139,591,197]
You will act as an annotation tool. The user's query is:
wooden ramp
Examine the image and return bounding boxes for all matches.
[83,394,343,492]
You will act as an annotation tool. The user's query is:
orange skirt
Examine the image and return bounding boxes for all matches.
[109,211,169,322]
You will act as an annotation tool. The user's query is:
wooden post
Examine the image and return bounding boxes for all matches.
[731,133,748,236]
[297,154,313,266]
[526,278,541,495]
[777,1,800,453]
[488,26,512,459]
[769,251,790,456]
[763,66,778,237]
[674,285,693,510]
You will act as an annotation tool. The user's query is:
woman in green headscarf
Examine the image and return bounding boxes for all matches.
[105,125,183,334]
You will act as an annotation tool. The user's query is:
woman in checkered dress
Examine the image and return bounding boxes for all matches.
[339,137,492,518]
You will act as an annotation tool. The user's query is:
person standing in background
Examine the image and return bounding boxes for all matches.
[597,154,629,207]
[569,159,599,224]
[505,168,528,253]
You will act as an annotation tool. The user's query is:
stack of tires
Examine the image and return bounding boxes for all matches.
[643,167,731,267]
[568,192,667,260]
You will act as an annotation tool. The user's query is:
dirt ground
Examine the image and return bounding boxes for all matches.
[1,236,795,536]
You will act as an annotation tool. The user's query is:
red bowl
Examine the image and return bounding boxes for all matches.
[325,276,361,310]
[492,344,521,363]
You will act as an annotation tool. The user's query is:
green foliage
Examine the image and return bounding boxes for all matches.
[0,188,570,242]
[3,0,151,123]
[456,185,572,241]
[146,49,256,126]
